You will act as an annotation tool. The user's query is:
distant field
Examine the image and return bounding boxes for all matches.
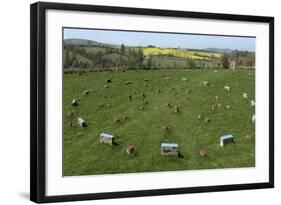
[64,69,255,176]
[143,48,222,60]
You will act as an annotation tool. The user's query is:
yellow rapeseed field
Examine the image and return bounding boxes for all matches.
[143,48,222,60]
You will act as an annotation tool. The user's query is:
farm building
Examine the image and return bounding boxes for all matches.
[237,56,255,69]
[100,133,114,145]
[161,143,179,156]
[229,60,236,69]
[227,56,255,69]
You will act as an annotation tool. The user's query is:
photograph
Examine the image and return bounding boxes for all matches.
[63,28,256,176]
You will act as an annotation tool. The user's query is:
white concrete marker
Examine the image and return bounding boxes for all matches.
[252,115,256,123]
[220,135,234,147]
[251,100,255,107]
[243,92,248,98]
[224,85,230,91]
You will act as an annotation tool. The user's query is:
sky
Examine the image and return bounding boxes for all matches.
[64,28,256,51]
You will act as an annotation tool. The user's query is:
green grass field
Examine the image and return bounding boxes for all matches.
[63,69,255,176]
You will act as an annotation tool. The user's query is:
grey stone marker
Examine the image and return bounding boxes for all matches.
[203,81,209,86]
[125,81,133,85]
[161,143,179,156]
[128,95,132,101]
[99,133,114,145]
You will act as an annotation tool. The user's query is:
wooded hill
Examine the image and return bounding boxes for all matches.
[63,39,255,71]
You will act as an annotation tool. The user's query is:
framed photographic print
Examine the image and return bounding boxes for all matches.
[30,1,274,203]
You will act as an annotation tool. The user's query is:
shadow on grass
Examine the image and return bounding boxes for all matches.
[178,152,184,158]
[113,141,119,146]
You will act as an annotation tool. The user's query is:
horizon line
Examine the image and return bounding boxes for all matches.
[64,37,255,52]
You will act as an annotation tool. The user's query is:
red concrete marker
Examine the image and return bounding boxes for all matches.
[199,148,206,157]
[127,144,134,155]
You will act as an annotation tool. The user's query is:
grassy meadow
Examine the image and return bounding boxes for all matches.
[63,69,255,176]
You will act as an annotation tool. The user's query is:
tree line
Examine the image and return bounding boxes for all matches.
[64,44,255,71]
[64,44,144,71]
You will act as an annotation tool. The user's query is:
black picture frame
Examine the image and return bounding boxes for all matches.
[30,1,274,203]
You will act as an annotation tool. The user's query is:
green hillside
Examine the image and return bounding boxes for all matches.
[64,38,114,47]
[63,39,255,71]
